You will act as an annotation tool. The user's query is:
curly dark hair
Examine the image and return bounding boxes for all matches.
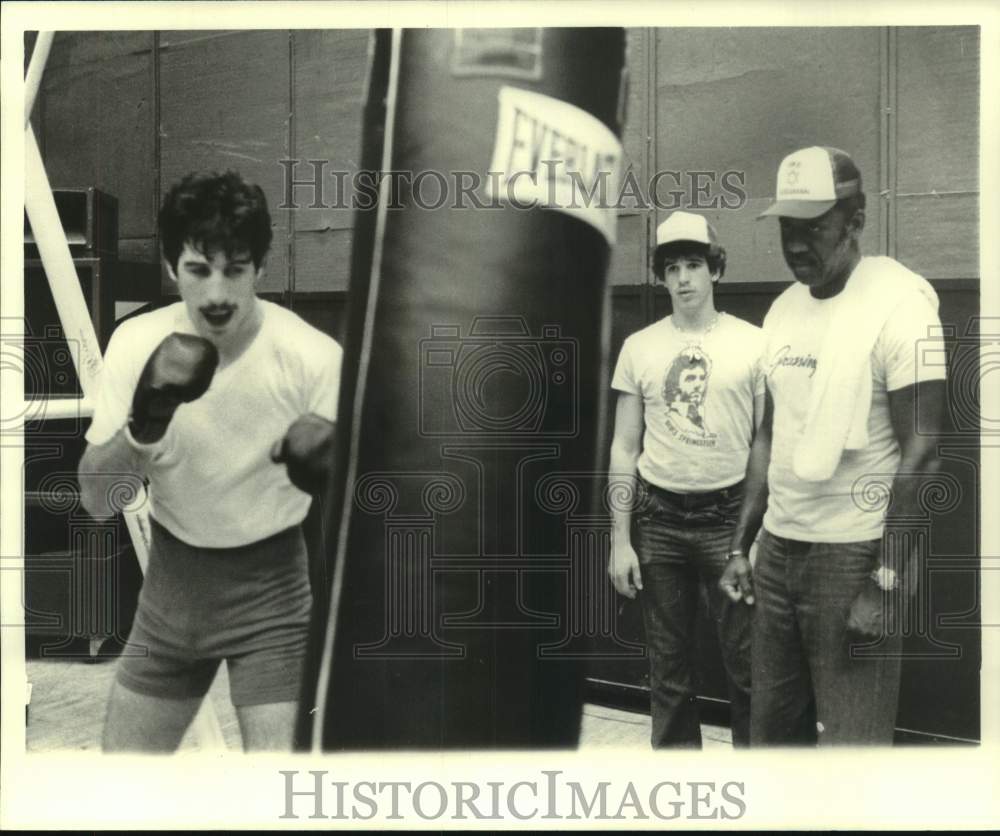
[158,171,273,272]
[652,240,727,282]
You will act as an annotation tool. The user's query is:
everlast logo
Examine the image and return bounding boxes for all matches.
[506,106,618,187]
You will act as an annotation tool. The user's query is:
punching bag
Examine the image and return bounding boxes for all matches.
[303,27,628,749]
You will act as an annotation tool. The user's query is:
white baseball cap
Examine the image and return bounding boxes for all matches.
[759,146,862,219]
[655,211,719,247]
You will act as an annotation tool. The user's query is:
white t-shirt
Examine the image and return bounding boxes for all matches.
[86,300,343,547]
[762,285,945,543]
[611,312,766,492]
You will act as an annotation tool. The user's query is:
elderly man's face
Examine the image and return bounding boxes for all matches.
[779,205,862,292]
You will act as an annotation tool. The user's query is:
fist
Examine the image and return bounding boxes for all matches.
[719,554,755,606]
[608,540,643,599]
[271,413,336,494]
[846,579,886,642]
[129,333,218,443]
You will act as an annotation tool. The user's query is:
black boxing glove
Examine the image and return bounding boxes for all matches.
[128,333,219,444]
[270,413,336,494]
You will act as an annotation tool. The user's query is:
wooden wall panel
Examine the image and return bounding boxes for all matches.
[45,31,152,70]
[607,29,652,288]
[293,228,354,293]
[896,193,979,280]
[894,27,979,281]
[654,27,882,283]
[288,293,350,345]
[291,29,370,234]
[620,29,650,205]
[896,26,979,195]
[608,213,646,287]
[158,31,244,49]
[159,30,291,292]
[39,33,156,247]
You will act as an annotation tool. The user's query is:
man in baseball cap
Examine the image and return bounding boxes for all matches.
[720,147,947,745]
[608,210,765,748]
[758,145,862,220]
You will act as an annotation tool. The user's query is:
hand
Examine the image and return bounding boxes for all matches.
[608,539,643,599]
[846,577,886,642]
[719,554,754,605]
[129,333,218,443]
[271,413,336,494]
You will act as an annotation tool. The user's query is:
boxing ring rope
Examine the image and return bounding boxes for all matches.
[23,32,53,124]
[21,34,226,751]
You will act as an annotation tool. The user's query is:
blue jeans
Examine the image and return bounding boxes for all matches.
[633,479,751,749]
[751,528,902,746]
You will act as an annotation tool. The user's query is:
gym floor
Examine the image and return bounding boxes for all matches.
[23,654,732,752]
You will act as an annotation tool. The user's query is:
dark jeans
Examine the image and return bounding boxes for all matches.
[751,528,902,746]
[633,478,751,749]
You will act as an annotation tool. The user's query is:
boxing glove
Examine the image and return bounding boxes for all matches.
[271,413,336,494]
[128,333,219,444]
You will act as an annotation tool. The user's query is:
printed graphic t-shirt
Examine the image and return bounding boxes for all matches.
[762,287,945,543]
[86,300,343,548]
[611,313,766,492]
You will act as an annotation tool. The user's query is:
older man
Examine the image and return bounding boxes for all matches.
[720,147,946,745]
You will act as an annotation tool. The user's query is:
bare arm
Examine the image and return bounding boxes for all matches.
[885,380,944,546]
[845,379,944,640]
[719,386,774,604]
[752,386,765,433]
[608,392,644,599]
[77,431,150,519]
[733,386,773,556]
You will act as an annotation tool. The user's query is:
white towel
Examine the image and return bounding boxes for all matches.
[768,257,939,482]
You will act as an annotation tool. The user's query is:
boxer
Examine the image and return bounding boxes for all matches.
[78,171,343,752]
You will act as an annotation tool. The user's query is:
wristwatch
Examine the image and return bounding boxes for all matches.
[726,549,746,562]
[870,565,899,592]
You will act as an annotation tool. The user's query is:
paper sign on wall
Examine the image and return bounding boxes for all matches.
[486,86,624,245]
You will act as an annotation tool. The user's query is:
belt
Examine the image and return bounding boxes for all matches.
[638,477,744,510]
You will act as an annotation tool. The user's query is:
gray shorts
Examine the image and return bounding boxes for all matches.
[116,518,312,706]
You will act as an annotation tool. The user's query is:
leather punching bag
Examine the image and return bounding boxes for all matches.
[303,27,628,749]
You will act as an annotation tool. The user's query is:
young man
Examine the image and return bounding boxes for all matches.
[77,171,343,752]
[608,211,765,748]
[720,146,946,745]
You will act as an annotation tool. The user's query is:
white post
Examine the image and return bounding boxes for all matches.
[23,31,54,126]
[20,44,226,751]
